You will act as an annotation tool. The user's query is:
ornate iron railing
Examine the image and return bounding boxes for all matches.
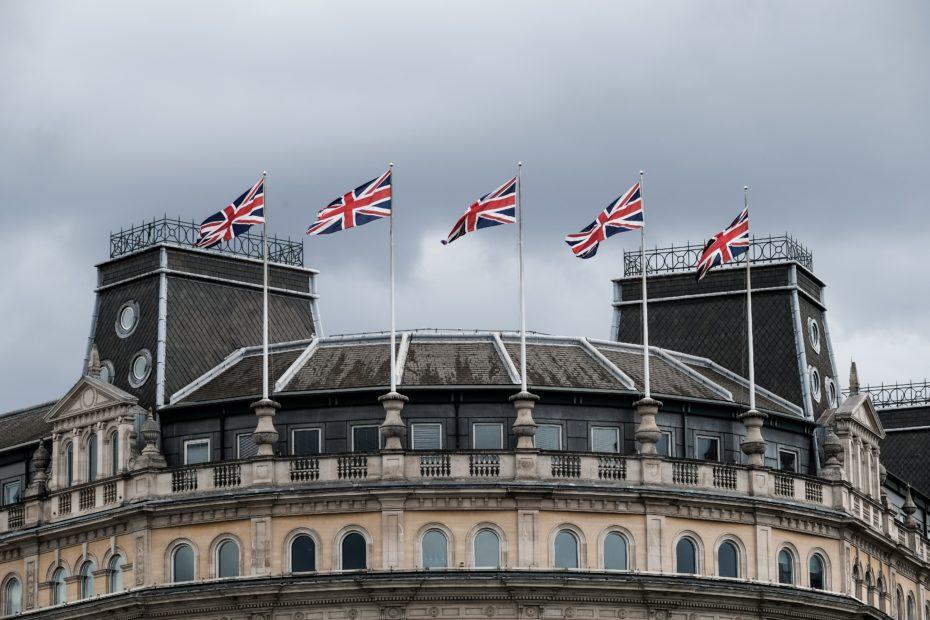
[847,382,930,409]
[623,234,813,276]
[109,216,304,266]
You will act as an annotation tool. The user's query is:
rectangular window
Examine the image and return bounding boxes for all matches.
[351,425,381,452]
[411,423,443,450]
[2,481,20,506]
[292,428,321,456]
[779,449,798,473]
[591,426,620,453]
[657,431,674,457]
[535,424,562,451]
[237,433,259,459]
[472,423,504,450]
[695,435,720,462]
[183,439,211,465]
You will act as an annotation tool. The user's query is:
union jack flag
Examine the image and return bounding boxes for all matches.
[564,182,643,259]
[441,176,517,245]
[307,169,392,235]
[195,177,265,248]
[695,207,750,281]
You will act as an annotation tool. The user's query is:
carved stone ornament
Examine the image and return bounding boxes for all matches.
[378,391,408,450]
[738,408,768,466]
[251,399,281,456]
[130,409,166,470]
[634,397,662,454]
[510,391,539,450]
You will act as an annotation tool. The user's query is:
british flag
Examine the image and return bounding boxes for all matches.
[564,182,643,259]
[195,177,265,248]
[695,207,750,281]
[441,176,517,245]
[307,169,392,235]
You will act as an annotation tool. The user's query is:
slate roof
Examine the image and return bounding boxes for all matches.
[881,429,930,498]
[0,400,55,451]
[170,331,804,418]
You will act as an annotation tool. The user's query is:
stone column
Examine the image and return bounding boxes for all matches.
[738,409,768,467]
[511,391,539,479]
[633,397,662,455]
[379,392,408,480]
[251,399,281,457]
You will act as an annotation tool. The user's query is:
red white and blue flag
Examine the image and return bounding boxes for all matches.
[695,207,750,281]
[195,177,265,248]
[307,169,392,235]
[442,176,517,245]
[564,182,643,259]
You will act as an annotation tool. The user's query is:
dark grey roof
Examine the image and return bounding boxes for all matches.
[170,331,805,418]
[878,406,930,430]
[0,401,55,451]
[881,430,930,497]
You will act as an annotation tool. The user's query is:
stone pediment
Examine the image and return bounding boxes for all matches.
[822,392,885,440]
[44,374,139,428]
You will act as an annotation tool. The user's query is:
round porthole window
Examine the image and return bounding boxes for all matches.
[809,366,822,403]
[99,360,115,384]
[115,301,139,338]
[807,317,821,354]
[128,349,152,387]
[824,376,837,408]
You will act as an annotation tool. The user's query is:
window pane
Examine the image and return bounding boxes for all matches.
[237,434,258,459]
[591,427,619,453]
[293,429,321,456]
[535,425,561,450]
[352,427,380,453]
[109,555,125,592]
[80,561,95,599]
[473,424,503,449]
[217,540,240,578]
[291,535,316,572]
[412,424,442,450]
[554,531,578,569]
[4,578,21,615]
[604,532,628,570]
[474,530,500,568]
[66,444,73,486]
[111,434,119,476]
[779,451,797,473]
[697,437,719,462]
[718,541,739,578]
[675,538,697,574]
[778,550,793,584]
[422,530,448,568]
[342,532,367,570]
[809,554,825,589]
[3,482,20,505]
[657,432,672,457]
[185,441,210,465]
[53,569,66,604]
[87,435,97,482]
[173,545,195,582]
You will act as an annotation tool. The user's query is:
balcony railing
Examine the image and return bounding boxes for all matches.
[847,381,930,409]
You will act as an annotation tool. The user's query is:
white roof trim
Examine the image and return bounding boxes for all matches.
[492,332,520,385]
[395,332,411,387]
[652,347,733,401]
[170,347,247,405]
[580,338,635,390]
[274,338,320,393]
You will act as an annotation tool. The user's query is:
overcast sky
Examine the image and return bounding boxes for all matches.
[1,1,928,412]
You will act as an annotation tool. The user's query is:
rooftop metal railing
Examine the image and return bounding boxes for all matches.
[847,381,930,409]
[109,216,304,266]
[623,234,813,276]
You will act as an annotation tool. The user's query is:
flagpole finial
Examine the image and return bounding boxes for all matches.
[262,171,267,177]
[389,162,394,168]
[640,170,644,175]
[518,161,523,168]
[744,185,749,191]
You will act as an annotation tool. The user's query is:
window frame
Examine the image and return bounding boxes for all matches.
[590,426,621,454]
[472,423,504,450]
[778,448,800,473]
[236,432,258,460]
[695,434,721,462]
[350,425,382,453]
[553,529,580,570]
[51,567,67,605]
[535,424,563,451]
[2,480,21,506]
[86,433,98,482]
[420,528,451,569]
[658,430,675,457]
[183,438,211,465]
[215,538,241,579]
[290,427,323,456]
[78,559,96,600]
[716,539,740,578]
[288,532,318,574]
[675,536,699,575]
[109,430,120,476]
[410,423,444,450]
[108,554,125,593]
[170,543,196,583]
[777,547,796,585]
[472,527,503,568]
[602,530,630,571]
[339,530,369,571]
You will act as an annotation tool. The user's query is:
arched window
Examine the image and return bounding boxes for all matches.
[852,564,862,600]
[878,576,888,613]
[421,529,449,569]
[110,430,119,476]
[717,540,739,578]
[172,544,195,582]
[554,530,579,569]
[924,602,929,620]
[866,570,875,605]
[79,560,96,599]
[603,532,628,570]
[809,553,826,590]
[216,539,240,578]
[108,554,125,593]
[908,594,916,620]
[51,568,66,605]
[291,535,316,573]
[675,537,698,574]
[64,443,74,487]
[3,577,21,616]
[777,548,794,584]
[87,434,98,483]
[897,589,905,620]
[474,529,501,568]
[341,532,367,570]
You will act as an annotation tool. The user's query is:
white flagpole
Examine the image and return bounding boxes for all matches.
[261,170,269,401]
[639,170,650,400]
[744,185,755,411]
[389,163,397,393]
[517,162,527,393]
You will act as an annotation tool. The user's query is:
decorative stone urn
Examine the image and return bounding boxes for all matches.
[633,397,662,455]
[378,392,409,451]
[738,409,768,467]
[251,399,281,457]
[130,409,167,470]
[510,391,539,451]
[24,443,50,498]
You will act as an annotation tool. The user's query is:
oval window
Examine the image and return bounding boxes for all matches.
[99,360,115,384]
[115,301,139,338]
[807,317,821,354]
[809,366,822,403]
[129,349,152,387]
